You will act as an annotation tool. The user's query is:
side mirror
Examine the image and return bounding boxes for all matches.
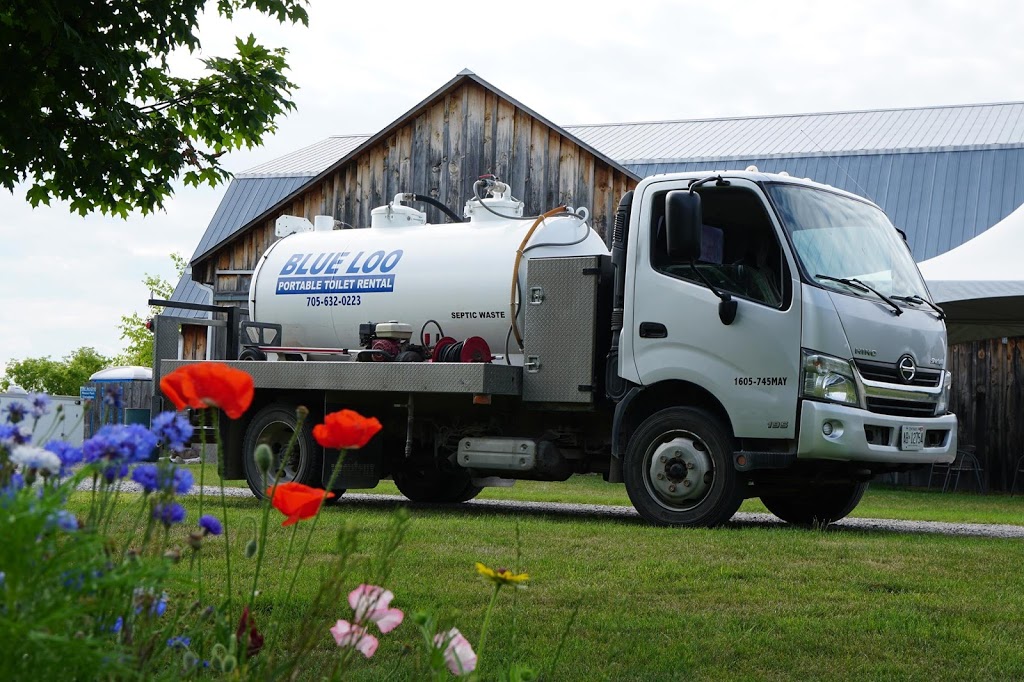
[665,190,702,261]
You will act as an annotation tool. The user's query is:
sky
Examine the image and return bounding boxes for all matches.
[2,0,1023,375]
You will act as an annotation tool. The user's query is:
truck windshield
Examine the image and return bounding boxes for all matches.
[766,183,931,301]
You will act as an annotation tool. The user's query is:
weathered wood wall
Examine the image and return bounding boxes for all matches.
[195,80,637,295]
[948,336,1024,491]
[181,325,208,361]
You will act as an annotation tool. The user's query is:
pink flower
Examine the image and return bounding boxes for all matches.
[348,584,404,633]
[434,627,477,676]
[330,620,379,658]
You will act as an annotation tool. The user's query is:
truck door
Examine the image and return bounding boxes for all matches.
[625,178,801,440]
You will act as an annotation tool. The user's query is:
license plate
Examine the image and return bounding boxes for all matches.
[900,426,925,451]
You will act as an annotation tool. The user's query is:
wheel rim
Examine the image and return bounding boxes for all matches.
[643,430,715,511]
[256,419,302,485]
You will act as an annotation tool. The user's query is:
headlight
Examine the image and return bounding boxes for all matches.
[935,370,952,415]
[801,351,859,406]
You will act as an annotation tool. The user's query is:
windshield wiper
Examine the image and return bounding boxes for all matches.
[891,294,945,320]
[815,274,903,316]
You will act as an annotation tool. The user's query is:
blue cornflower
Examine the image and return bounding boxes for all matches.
[0,572,5,588]
[1,472,24,497]
[44,440,83,476]
[50,510,78,532]
[0,423,31,447]
[131,464,193,495]
[3,401,27,424]
[103,385,123,409]
[167,635,191,649]
[28,393,51,419]
[131,464,159,493]
[151,412,194,453]
[83,424,158,464]
[198,514,223,536]
[111,616,124,633]
[102,462,130,483]
[153,501,186,528]
[173,467,193,494]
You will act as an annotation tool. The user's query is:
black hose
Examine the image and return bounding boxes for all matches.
[419,319,445,345]
[412,194,464,223]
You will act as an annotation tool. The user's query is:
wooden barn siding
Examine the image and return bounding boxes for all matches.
[198,81,636,288]
[181,325,208,361]
[948,336,1024,491]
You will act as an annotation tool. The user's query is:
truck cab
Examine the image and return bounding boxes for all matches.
[610,170,956,524]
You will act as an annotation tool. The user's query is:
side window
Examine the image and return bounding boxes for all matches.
[650,187,786,308]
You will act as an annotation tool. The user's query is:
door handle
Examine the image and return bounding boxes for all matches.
[639,322,667,338]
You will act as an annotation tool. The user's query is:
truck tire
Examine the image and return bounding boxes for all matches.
[760,482,868,526]
[623,407,743,527]
[242,403,321,498]
[392,460,482,504]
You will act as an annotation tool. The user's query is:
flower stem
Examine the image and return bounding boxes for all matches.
[248,410,302,613]
[196,408,207,607]
[476,584,502,668]
[213,410,232,609]
[283,449,346,605]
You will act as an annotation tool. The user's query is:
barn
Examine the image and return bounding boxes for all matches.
[165,71,1024,490]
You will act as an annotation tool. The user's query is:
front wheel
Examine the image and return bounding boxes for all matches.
[760,481,868,526]
[623,407,744,527]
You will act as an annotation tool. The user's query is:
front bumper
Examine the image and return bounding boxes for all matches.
[797,400,957,464]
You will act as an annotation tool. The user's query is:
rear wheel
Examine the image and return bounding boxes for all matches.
[392,456,482,503]
[623,407,743,527]
[242,403,321,498]
[760,481,868,526]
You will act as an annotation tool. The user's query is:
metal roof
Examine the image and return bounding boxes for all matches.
[629,146,1024,261]
[190,175,312,263]
[164,269,211,319]
[564,102,1024,164]
[189,99,1024,273]
[240,135,368,177]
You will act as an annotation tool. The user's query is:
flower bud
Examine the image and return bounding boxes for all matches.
[254,444,273,475]
[245,539,258,558]
[296,405,309,422]
[189,531,204,550]
[163,548,182,563]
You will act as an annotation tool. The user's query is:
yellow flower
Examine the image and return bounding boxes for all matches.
[475,562,529,587]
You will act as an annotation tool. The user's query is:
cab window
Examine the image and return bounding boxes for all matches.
[649,186,787,308]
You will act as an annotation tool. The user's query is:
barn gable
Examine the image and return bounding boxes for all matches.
[190,70,640,300]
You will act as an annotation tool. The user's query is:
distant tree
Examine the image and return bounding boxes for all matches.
[1,347,111,396]
[116,254,187,367]
[0,0,308,217]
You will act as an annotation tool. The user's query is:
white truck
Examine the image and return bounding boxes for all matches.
[156,171,957,526]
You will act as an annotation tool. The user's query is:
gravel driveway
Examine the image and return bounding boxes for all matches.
[86,481,1024,539]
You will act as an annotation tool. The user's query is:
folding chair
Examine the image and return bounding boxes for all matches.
[943,447,985,493]
[1010,454,1024,496]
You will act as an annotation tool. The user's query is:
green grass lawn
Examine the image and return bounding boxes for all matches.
[66,489,1024,681]
[190,462,1024,526]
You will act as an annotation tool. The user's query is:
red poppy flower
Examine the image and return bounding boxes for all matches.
[236,606,265,658]
[160,363,254,419]
[312,409,383,450]
[268,481,334,526]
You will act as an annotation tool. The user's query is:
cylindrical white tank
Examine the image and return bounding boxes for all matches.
[248,208,609,361]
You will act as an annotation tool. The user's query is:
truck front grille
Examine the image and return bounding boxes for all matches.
[855,359,941,388]
[865,396,936,418]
